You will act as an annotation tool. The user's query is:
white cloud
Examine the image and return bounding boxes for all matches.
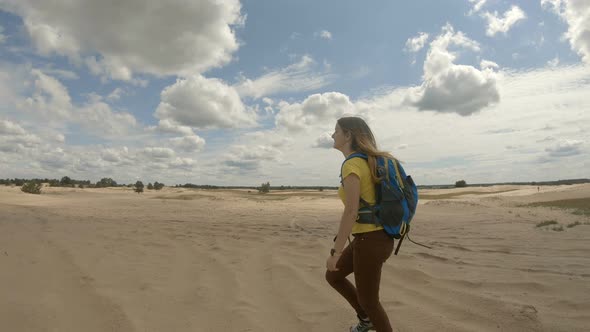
[0,25,6,44]
[404,32,429,52]
[482,6,526,37]
[78,101,137,137]
[315,30,332,40]
[404,24,499,115]
[542,0,590,63]
[480,59,499,70]
[222,144,281,172]
[156,74,255,129]
[101,147,129,163]
[547,56,560,67]
[468,0,488,15]
[170,157,196,170]
[275,92,356,132]
[313,132,334,149]
[545,139,583,157]
[21,69,72,119]
[0,119,42,153]
[142,147,176,160]
[235,55,333,99]
[149,119,195,136]
[41,68,79,80]
[106,87,125,101]
[0,119,27,135]
[0,0,244,79]
[169,135,206,152]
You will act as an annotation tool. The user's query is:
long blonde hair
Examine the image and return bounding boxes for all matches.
[337,116,394,183]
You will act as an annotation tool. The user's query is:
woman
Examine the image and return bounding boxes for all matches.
[326,116,395,332]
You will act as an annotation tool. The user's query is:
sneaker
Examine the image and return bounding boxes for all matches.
[350,315,374,332]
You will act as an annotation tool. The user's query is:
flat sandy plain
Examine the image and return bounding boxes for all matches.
[1,183,589,332]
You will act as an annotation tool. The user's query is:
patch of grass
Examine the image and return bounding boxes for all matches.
[566,221,581,228]
[526,198,590,217]
[552,225,564,232]
[420,189,518,200]
[536,220,558,228]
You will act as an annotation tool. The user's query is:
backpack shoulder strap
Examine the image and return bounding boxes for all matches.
[392,159,405,190]
[339,153,368,183]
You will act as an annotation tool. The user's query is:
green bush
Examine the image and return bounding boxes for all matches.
[455,180,467,188]
[21,182,42,194]
[134,181,144,194]
[258,182,270,193]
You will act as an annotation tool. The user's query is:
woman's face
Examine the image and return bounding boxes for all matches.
[331,124,349,151]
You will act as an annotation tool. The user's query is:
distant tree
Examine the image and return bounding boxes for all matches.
[258,181,270,193]
[319,186,324,192]
[147,182,154,190]
[78,184,84,189]
[96,178,118,188]
[21,182,42,194]
[60,176,72,186]
[455,180,467,188]
[134,181,144,193]
[153,181,164,190]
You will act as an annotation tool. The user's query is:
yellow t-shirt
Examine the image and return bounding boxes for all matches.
[338,157,383,234]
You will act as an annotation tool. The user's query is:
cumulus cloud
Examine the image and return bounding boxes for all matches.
[37,148,74,171]
[0,119,27,136]
[313,132,334,149]
[315,30,332,40]
[481,6,526,37]
[148,119,195,136]
[101,147,129,163]
[22,69,72,119]
[170,157,197,170]
[235,55,333,99]
[404,32,429,52]
[542,0,590,63]
[169,135,206,152]
[545,139,583,157]
[480,59,499,70]
[0,119,42,153]
[156,75,255,129]
[404,24,500,116]
[222,144,281,172]
[275,92,356,131]
[41,68,79,80]
[468,0,488,15]
[141,147,176,160]
[0,0,244,79]
[78,101,137,137]
[106,87,125,101]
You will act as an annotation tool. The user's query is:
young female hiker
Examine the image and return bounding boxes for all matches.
[326,116,395,332]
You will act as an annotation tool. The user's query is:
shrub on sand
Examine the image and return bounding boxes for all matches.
[258,182,270,193]
[134,181,144,194]
[21,182,42,194]
[536,220,558,228]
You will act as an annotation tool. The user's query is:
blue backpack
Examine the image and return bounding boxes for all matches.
[341,153,419,255]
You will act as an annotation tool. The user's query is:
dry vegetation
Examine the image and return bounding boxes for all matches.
[525,198,590,217]
[419,189,518,200]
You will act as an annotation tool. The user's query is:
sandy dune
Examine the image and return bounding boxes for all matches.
[1,184,589,331]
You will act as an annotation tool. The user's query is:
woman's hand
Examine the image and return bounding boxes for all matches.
[326,254,341,271]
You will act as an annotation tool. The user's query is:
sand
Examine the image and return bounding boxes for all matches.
[1,184,589,332]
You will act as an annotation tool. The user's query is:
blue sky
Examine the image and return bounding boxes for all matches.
[0,0,588,186]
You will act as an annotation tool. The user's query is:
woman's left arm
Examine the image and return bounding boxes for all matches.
[333,173,361,254]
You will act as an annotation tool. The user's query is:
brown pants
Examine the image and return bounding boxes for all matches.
[325,230,394,332]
